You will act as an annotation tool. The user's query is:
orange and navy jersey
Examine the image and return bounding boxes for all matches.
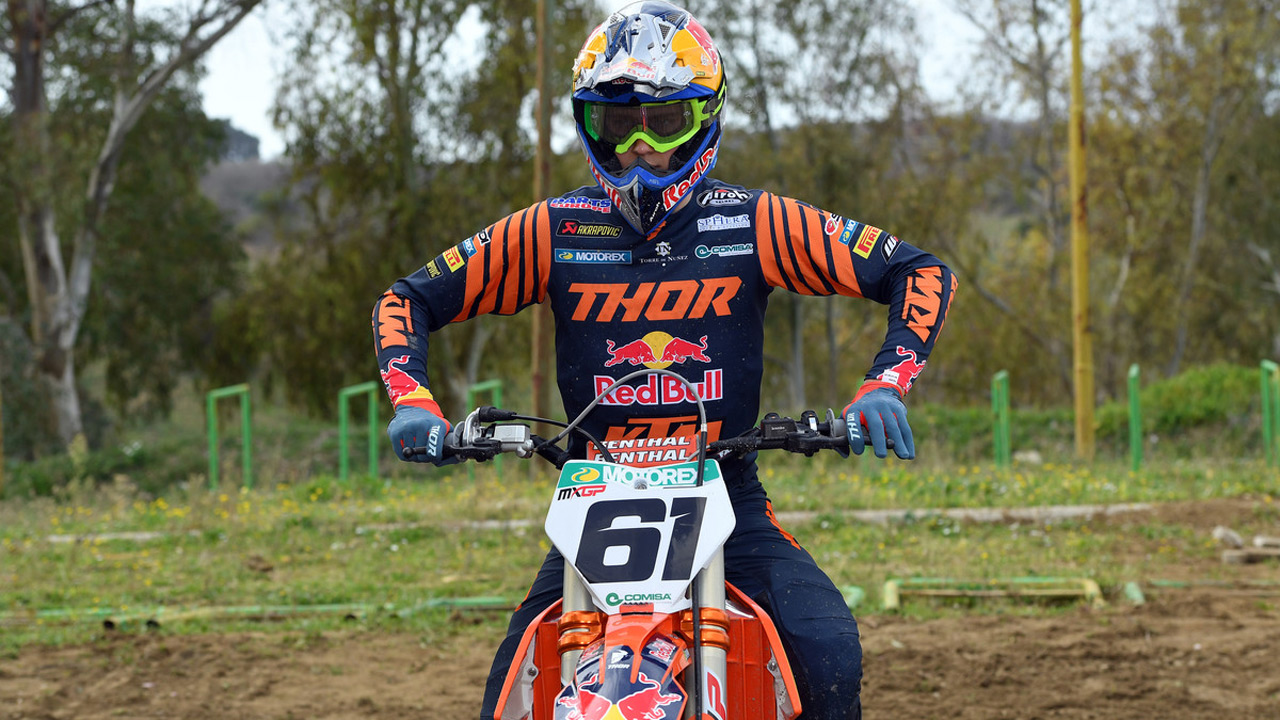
[373,179,956,466]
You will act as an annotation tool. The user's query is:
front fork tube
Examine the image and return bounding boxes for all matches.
[558,551,730,718]
[684,548,728,719]
[560,569,595,685]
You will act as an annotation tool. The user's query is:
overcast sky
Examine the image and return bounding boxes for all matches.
[198,1,991,162]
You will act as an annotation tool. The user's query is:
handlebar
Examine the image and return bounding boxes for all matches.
[402,406,880,468]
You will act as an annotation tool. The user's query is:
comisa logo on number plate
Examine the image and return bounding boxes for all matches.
[556,248,632,264]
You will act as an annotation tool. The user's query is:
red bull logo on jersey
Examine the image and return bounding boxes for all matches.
[604,332,710,369]
[594,369,723,406]
[877,345,927,394]
[379,355,436,405]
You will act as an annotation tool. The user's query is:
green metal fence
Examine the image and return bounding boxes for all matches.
[991,370,1011,468]
[1128,363,1142,472]
[1263,360,1280,467]
[206,384,252,489]
[338,381,380,481]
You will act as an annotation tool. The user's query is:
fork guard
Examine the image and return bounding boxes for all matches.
[495,582,802,720]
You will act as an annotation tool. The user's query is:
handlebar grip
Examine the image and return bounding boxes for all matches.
[400,444,459,461]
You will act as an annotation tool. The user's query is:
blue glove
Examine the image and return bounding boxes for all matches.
[387,406,456,465]
[844,386,915,460]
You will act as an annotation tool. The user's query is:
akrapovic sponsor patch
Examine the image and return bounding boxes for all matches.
[557,219,623,238]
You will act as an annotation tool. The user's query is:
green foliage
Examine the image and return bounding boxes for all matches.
[1095,363,1261,459]
[3,445,151,499]
[205,0,596,416]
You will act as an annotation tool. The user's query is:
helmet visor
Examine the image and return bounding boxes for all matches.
[585,99,709,154]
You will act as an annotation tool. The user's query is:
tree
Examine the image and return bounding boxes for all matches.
[705,0,917,409]
[1089,0,1280,384]
[212,0,594,416]
[2,0,262,447]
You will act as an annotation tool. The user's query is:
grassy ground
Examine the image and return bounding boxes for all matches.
[3,446,1277,654]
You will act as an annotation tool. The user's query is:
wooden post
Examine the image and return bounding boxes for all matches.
[1069,0,1095,461]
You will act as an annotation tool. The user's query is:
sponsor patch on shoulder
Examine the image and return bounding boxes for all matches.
[442,246,465,271]
[696,214,751,233]
[881,234,901,261]
[425,260,442,278]
[549,196,613,213]
[696,187,753,207]
[836,220,862,246]
[853,224,883,259]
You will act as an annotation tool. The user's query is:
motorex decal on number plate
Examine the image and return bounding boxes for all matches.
[545,460,735,615]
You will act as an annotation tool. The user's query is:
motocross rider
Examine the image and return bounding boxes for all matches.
[372,2,958,717]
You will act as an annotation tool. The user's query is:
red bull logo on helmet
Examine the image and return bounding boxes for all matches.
[604,332,710,369]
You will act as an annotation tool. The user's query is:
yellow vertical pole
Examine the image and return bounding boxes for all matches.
[1069,0,1095,461]
[0,381,6,496]
[530,0,555,436]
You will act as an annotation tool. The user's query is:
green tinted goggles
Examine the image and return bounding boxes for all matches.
[584,98,712,153]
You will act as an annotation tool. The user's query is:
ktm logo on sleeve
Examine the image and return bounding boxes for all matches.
[374,292,413,350]
[902,267,951,343]
[567,277,742,322]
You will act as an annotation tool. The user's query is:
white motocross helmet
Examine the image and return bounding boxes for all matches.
[571,1,727,237]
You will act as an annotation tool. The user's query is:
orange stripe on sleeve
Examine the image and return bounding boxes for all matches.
[477,216,509,316]
[755,195,788,288]
[806,211,842,290]
[500,209,527,315]
[784,202,828,295]
[456,231,490,323]
[527,202,552,305]
[828,226,863,297]
[773,199,807,292]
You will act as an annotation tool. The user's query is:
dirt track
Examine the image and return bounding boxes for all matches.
[4,497,1279,718]
[1,589,1276,719]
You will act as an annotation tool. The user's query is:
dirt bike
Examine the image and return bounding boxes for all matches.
[409,369,853,720]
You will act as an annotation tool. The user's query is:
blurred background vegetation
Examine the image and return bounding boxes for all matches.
[2,0,1279,482]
